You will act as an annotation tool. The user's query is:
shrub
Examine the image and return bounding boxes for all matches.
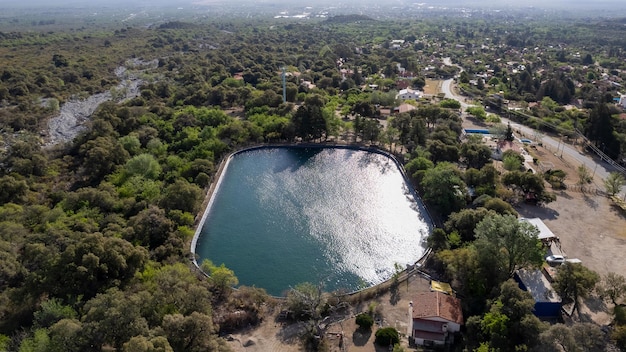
[355,313,374,330]
[375,327,400,346]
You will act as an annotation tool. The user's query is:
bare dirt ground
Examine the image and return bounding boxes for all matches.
[225,273,432,352]
[423,79,443,96]
[463,118,626,326]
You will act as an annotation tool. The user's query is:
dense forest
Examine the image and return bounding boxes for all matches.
[1,13,626,351]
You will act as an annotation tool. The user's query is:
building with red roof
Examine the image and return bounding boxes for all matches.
[410,291,463,347]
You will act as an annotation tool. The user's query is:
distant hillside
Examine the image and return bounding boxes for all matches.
[158,21,198,29]
[325,14,375,24]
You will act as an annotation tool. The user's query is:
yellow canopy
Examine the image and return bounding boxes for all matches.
[431,280,453,296]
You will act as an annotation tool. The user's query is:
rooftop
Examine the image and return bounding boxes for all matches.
[412,291,463,324]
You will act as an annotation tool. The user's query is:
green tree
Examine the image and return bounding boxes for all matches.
[460,142,492,169]
[604,172,626,196]
[355,313,374,330]
[162,312,223,352]
[33,298,77,329]
[160,180,202,214]
[585,103,620,159]
[286,282,325,320]
[0,175,28,204]
[474,213,544,287]
[577,164,592,185]
[81,289,149,350]
[374,327,399,347]
[421,162,467,218]
[553,262,600,316]
[201,259,239,297]
[502,170,555,204]
[124,153,162,180]
[440,99,461,109]
[598,272,626,306]
[445,208,492,242]
[467,106,487,120]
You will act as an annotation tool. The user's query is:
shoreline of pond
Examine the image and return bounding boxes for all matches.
[189,142,435,297]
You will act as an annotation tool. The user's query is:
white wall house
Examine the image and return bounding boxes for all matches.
[396,88,422,101]
[620,94,626,109]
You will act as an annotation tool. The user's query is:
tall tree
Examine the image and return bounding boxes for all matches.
[420,162,467,218]
[585,103,620,159]
[473,213,545,289]
[553,262,600,316]
[604,172,626,197]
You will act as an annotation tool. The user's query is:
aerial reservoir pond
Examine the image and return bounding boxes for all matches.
[193,147,432,296]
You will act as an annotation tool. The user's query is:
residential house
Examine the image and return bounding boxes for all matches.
[410,291,463,347]
[514,268,562,318]
[620,94,626,109]
[396,88,422,101]
[394,103,416,114]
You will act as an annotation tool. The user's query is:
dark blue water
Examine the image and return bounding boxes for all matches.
[194,147,431,296]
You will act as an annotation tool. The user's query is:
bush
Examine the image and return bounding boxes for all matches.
[355,313,374,330]
[375,327,400,346]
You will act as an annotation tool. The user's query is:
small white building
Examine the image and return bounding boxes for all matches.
[619,94,626,109]
[396,88,422,101]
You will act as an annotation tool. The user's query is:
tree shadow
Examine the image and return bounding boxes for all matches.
[516,203,560,220]
[583,295,608,314]
[352,328,372,346]
[557,190,573,199]
[389,282,400,306]
[582,193,599,210]
[275,321,308,344]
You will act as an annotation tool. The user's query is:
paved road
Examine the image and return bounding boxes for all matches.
[441,76,624,193]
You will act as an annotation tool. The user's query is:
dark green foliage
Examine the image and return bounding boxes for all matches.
[355,312,374,330]
[553,263,600,316]
[421,162,467,218]
[0,175,28,205]
[460,142,493,169]
[585,103,621,159]
[374,327,399,346]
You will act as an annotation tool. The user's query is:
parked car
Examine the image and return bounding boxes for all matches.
[546,255,565,266]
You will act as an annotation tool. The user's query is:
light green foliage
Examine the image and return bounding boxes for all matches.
[201,259,239,295]
[247,113,290,140]
[19,329,50,352]
[124,154,161,180]
[485,114,501,123]
[405,156,433,182]
[471,280,545,350]
[577,164,592,185]
[119,134,142,155]
[440,98,461,109]
[33,298,77,328]
[483,198,517,216]
[467,106,487,120]
[604,172,626,196]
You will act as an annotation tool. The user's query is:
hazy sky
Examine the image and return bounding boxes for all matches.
[2,0,626,13]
